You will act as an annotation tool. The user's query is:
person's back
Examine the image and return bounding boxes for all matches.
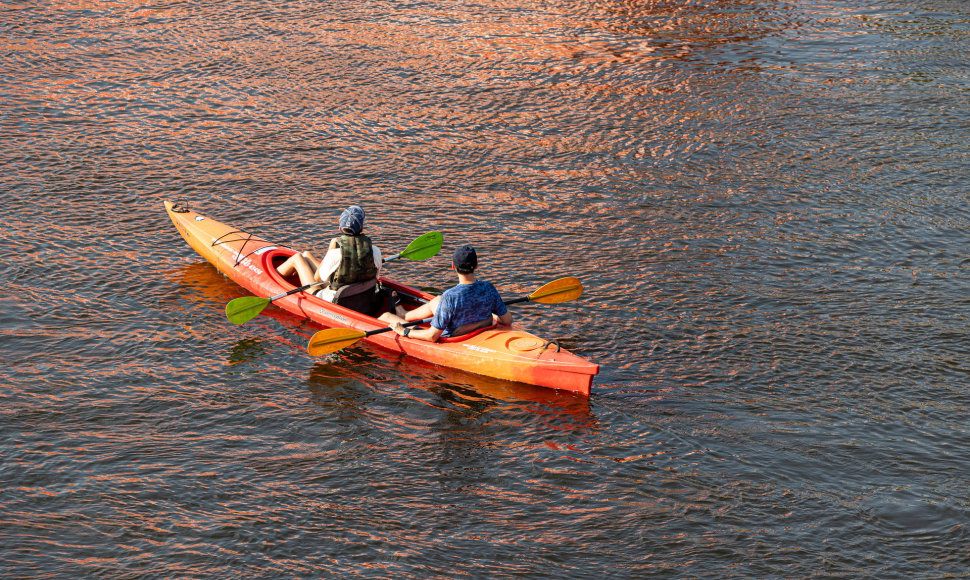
[380,244,512,342]
[432,279,506,337]
[330,231,378,290]
[316,206,382,313]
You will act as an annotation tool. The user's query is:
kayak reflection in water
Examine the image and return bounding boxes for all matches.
[378,244,512,341]
[277,205,384,315]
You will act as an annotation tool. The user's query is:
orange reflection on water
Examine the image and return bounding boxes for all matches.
[172,262,596,417]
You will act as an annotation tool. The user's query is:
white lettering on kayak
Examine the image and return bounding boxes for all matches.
[232,255,263,276]
[209,237,265,275]
[321,311,350,326]
[463,344,493,354]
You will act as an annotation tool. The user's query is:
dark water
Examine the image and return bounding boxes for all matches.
[3,0,969,576]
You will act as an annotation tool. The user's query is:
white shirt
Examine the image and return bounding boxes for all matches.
[314,244,382,302]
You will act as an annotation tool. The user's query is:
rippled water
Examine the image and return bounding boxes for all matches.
[3,0,970,577]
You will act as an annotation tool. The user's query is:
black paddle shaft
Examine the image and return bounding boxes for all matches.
[269,280,327,301]
[363,318,428,338]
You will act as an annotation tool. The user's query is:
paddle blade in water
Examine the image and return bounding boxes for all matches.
[528,277,584,304]
[307,328,368,356]
[399,231,443,261]
[225,296,271,325]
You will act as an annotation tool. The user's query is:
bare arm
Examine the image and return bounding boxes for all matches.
[314,240,342,283]
[389,320,442,342]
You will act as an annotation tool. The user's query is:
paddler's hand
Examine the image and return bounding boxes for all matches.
[390,321,405,335]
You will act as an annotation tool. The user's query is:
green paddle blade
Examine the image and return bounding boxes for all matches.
[399,231,443,261]
[528,277,584,304]
[225,296,272,325]
[307,328,368,357]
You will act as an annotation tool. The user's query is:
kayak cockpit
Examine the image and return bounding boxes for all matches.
[262,247,427,320]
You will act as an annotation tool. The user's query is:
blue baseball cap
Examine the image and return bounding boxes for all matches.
[453,244,477,273]
[339,205,365,235]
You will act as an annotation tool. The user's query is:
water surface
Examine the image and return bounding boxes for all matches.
[2,0,969,576]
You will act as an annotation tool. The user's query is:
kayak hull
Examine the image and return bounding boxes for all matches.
[165,201,598,396]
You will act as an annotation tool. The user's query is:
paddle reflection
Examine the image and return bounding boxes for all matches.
[226,337,269,366]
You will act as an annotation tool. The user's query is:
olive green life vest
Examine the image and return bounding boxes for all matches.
[329,233,377,289]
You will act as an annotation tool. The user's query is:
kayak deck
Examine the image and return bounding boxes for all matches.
[165,200,598,395]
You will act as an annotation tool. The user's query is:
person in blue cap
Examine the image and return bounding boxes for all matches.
[277,205,384,313]
[378,244,512,341]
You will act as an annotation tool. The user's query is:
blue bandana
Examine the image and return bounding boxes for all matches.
[339,205,365,235]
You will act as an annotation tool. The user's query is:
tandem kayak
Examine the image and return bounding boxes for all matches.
[164,200,599,396]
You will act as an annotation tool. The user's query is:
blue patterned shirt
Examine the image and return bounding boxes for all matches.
[431,280,508,337]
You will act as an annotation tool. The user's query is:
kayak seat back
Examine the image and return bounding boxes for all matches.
[438,322,498,343]
[332,279,381,317]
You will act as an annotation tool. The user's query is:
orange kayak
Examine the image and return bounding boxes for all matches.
[165,200,599,396]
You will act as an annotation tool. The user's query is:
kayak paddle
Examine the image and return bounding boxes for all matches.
[224,231,444,325]
[382,231,443,263]
[306,277,584,356]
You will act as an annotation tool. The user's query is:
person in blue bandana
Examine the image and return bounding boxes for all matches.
[277,205,383,314]
[379,244,512,341]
